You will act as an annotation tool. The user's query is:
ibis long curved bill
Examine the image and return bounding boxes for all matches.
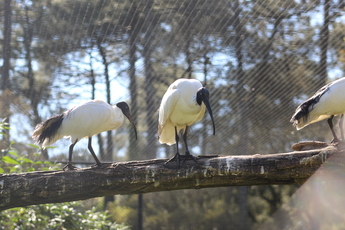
[126,116,138,140]
[198,87,216,136]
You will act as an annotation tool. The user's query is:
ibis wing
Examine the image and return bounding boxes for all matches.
[158,88,179,137]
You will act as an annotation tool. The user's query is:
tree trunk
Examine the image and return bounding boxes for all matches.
[138,194,143,230]
[202,55,210,156]
[319,0,330,85]
[96,40,115,206]
[0,142,338,211]
[127,4,142,225]
[128,3,139,161]
[1,0,12,144]
[143,0,157,159]
[21,6,48,160]
[233,1,249,228]
[89,51,106,161]
[96,40,113,162]
[2,0,12,92]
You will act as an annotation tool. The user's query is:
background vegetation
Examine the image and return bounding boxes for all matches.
[1,0,344,229]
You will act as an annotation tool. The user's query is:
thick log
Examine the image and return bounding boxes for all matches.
[0,142,340,211]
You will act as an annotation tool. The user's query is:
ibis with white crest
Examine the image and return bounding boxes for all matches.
[290,77,345,142]
[32,100,137,170]
[158,78,216,165]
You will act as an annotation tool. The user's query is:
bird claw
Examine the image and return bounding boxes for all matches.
[63,163,77,171]
[331,137,341,144]
[165,153,181,165]
[165,152,198,166]
[182,151,198,164]
[91,163,103,169]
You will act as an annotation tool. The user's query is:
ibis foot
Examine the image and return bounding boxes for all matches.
[182,151,198,164]
[165,152,181,165]
[331,137,341,144]
[63,163,77,171]
[91,163,104,168]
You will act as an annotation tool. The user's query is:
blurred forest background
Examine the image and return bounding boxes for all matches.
[1,0,345,229]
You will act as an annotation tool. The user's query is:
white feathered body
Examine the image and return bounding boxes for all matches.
[291,77,345,129]
[33,100,124,147]
[158,79,206,145]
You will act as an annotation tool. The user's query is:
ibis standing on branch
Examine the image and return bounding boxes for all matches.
[158,78,216,165]
[290,77,345,142]
[32,100,137,170]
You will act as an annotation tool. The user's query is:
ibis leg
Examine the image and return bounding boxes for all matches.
[63,142,77,171]
[340,114,344,140]
[88,137,102,167]
[182,127,197,164]
[165,127,181,165]
[328,115,340,143]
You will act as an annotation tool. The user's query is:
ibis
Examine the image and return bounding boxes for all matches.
[32,100,137,170]
[290,77,345,142]
[158,78,216,165]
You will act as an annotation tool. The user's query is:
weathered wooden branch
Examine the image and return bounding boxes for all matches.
[0,142,341,211]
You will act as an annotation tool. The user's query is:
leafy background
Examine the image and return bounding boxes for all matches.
[1,0,345,229]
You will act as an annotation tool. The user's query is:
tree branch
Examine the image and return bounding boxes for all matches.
[0,142,340,211]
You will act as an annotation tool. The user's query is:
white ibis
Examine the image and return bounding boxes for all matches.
[290,77,345,142]
[158,78,216,165]
[32,100,137,170]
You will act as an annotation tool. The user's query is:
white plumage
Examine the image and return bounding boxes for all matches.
[32,99,137,169]
[291,77,345,142]
[158,78,215,164]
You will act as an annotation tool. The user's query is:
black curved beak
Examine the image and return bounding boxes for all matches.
[116,102,138,140]
[198,88,216,135]
[124,112,138,140]
[203,97,216,135]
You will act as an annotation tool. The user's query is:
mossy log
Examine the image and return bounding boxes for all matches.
[0,142,341,211]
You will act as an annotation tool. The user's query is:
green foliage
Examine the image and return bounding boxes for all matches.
[0,119,10,136]
[107,187,296,230]
[2,0,344,229]
[0,118,61,173]
[0,144,61,173]
[0,121,128,229]
[108,195,138,229]
[0,202,128,230]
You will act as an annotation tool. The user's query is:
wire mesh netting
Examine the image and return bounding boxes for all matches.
[1,0,345,229]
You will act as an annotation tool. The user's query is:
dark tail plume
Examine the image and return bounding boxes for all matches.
[32,113,65,146]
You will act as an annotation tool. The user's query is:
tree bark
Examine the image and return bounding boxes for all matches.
[1,0,12,144]
[232,1,250,228]
[143,0,157,159]
[88,51,106,161]
[319,0,330,85]
[96,40,113,162]
[2,0,12,92]
[0,142,339,211]
[128,2,139,161]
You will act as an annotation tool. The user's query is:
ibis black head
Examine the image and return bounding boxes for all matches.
[116,101,138,140]
[196,87,216,135]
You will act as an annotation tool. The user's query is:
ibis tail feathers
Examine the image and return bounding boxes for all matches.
[290,92,330,130]
[158,121,176,145]
[291,81,331,129]
[32,113,65,147]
